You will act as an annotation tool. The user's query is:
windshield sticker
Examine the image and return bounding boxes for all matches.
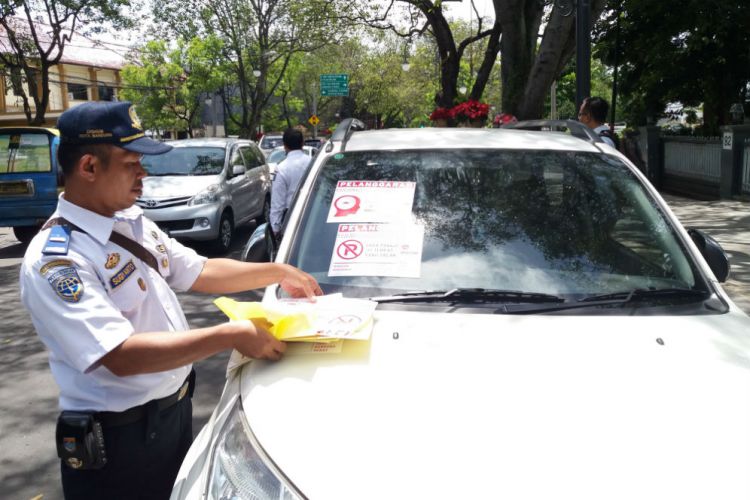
[328,223,424,278]
[326,180,416,223]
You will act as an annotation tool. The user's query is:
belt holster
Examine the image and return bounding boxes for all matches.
[56,411,107,470]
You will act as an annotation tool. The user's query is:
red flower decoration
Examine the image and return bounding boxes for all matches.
[449,100,490,121]
[429,107,452,121]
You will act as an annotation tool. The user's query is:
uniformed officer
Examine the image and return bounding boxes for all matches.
[19,101,322,499]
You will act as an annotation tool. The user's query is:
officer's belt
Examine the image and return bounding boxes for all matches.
[94,371,194,428]
[42,217,159,273]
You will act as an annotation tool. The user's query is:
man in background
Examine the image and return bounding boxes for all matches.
[578,96,619,149]
[269,128,311,237]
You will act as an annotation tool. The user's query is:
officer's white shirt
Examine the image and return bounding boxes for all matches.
[19,195,207,412]
[270,149,310,233]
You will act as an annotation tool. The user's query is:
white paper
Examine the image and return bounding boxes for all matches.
[326,180,416,223]
[328,223,424,278]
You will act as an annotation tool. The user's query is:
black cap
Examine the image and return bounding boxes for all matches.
[57,101,172,155]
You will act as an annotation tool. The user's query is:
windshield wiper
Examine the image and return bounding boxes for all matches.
[371,288,565,304]
[579,287,709,304]
[504,287,710,314]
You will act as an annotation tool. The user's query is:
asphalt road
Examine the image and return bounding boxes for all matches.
[0,223,261,500]
[0,195,748,500]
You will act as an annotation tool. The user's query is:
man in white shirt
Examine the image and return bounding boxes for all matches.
[19,101,322,499]
[578,96,618,148]
[270,128,311,236]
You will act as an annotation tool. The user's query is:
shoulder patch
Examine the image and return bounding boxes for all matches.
[47,266,84,303]
[110,260,136,290]
[39,259,74,276]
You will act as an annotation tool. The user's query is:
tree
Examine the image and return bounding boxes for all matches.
[120,37,224,137]
[594,0,750,132]
[153,0,352,138]
[0,0,132,125]
[349,0,608,119]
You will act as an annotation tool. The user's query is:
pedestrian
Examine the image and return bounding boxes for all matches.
[18,101,323,500]
[269,128,310,237]
[578,96,619,149]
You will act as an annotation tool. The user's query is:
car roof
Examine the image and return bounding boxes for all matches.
[342,128,601,153]
[166,137,253,148]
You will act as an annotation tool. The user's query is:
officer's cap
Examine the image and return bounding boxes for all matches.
[57,101,172,155]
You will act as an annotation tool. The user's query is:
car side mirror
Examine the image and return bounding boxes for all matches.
[688,228,730,282]
[240,222,277,262]
[232,165,247,176]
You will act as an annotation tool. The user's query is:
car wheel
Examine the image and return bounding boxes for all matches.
[213,212,234,253]
[13,225,39,245]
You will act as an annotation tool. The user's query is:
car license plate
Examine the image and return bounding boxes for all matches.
[0,180,32,195]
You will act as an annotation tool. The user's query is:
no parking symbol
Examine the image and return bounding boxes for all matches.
[336,240,363,260]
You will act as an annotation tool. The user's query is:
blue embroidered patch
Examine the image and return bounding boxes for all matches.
[110,260,136,289]
[47,267,84,303]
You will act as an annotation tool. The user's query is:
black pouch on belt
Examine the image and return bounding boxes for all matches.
[56,411,107,470]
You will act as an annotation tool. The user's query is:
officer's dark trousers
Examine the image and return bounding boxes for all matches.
[61,396,193,500]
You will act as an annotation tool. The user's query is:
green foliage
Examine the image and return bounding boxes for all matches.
[120,36,224,135]
[594,0,750,132]
[546,59,613,120]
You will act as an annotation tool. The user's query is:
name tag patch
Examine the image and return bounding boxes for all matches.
[47,266,84,303]
[110,260,137,290]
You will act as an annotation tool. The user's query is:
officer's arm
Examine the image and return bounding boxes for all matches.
[269,169,288,233]
[190,259,322,298]
[100,319,284,376]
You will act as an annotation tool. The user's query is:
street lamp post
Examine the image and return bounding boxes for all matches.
[575,0,591,110]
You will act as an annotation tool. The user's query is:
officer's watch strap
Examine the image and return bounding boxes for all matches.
[43,217,160,274]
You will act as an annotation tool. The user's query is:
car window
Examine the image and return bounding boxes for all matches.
[260,136,283,150]
[287,149,699,299]
[0,133,53,174]
[267,149,287,163]
[142,147,225,176]
[238,146,256,168]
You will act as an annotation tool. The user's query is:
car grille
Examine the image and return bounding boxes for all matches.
[136,196,192,209]
[157,220,195,232]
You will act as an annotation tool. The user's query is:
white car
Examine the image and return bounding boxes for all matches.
[172,120,750,500]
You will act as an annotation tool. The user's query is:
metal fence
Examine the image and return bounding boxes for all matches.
[743,138,750,194]
[663,136,722,183]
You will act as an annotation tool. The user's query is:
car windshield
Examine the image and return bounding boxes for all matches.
[287,149,701,301]
[141,147,225,176]
[261,136,283,150]
[267,149,287,163]
[0,133,53,174]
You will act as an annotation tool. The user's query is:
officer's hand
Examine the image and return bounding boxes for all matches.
[229,319,286,361]
[278,264,324,300]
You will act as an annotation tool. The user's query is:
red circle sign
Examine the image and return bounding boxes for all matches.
[336,240,363,260]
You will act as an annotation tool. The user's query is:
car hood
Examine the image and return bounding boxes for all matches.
[240,310,750,500]
[141,175,221,198]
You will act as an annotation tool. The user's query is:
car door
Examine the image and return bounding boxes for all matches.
[239,145,268,220]
[226,145,253,224]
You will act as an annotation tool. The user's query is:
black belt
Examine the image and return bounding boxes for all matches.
[95,371,194,428]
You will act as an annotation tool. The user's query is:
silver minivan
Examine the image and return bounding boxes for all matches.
[136,138,271,253]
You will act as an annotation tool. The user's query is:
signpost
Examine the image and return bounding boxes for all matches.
[320,74,349,97]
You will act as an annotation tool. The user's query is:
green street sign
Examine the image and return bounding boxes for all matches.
[320,74,349,97]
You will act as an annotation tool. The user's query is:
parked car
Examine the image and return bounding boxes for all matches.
[172,120,750,500]
[303,138,324,149]
[258,134,283,157]
[0,127,61,244]
[136,138,270,253]
[265,145,319,175]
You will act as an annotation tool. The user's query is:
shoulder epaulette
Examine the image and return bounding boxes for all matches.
[42,224,72,255]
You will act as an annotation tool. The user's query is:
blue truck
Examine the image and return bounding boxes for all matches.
[0,127,61,243]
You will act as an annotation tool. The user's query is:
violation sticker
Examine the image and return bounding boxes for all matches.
[328,223,424,277]
[326,180,416,223]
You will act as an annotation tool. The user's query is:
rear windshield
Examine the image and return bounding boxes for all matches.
[141,147,225,176]
[260,136,283,150]
[0,133,53,174]
[288,149,700,299]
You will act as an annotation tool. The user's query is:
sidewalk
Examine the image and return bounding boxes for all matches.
[663,194,750,314]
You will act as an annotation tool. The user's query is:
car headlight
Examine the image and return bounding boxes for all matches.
[207,400,301,500]
[189,185,219,206]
